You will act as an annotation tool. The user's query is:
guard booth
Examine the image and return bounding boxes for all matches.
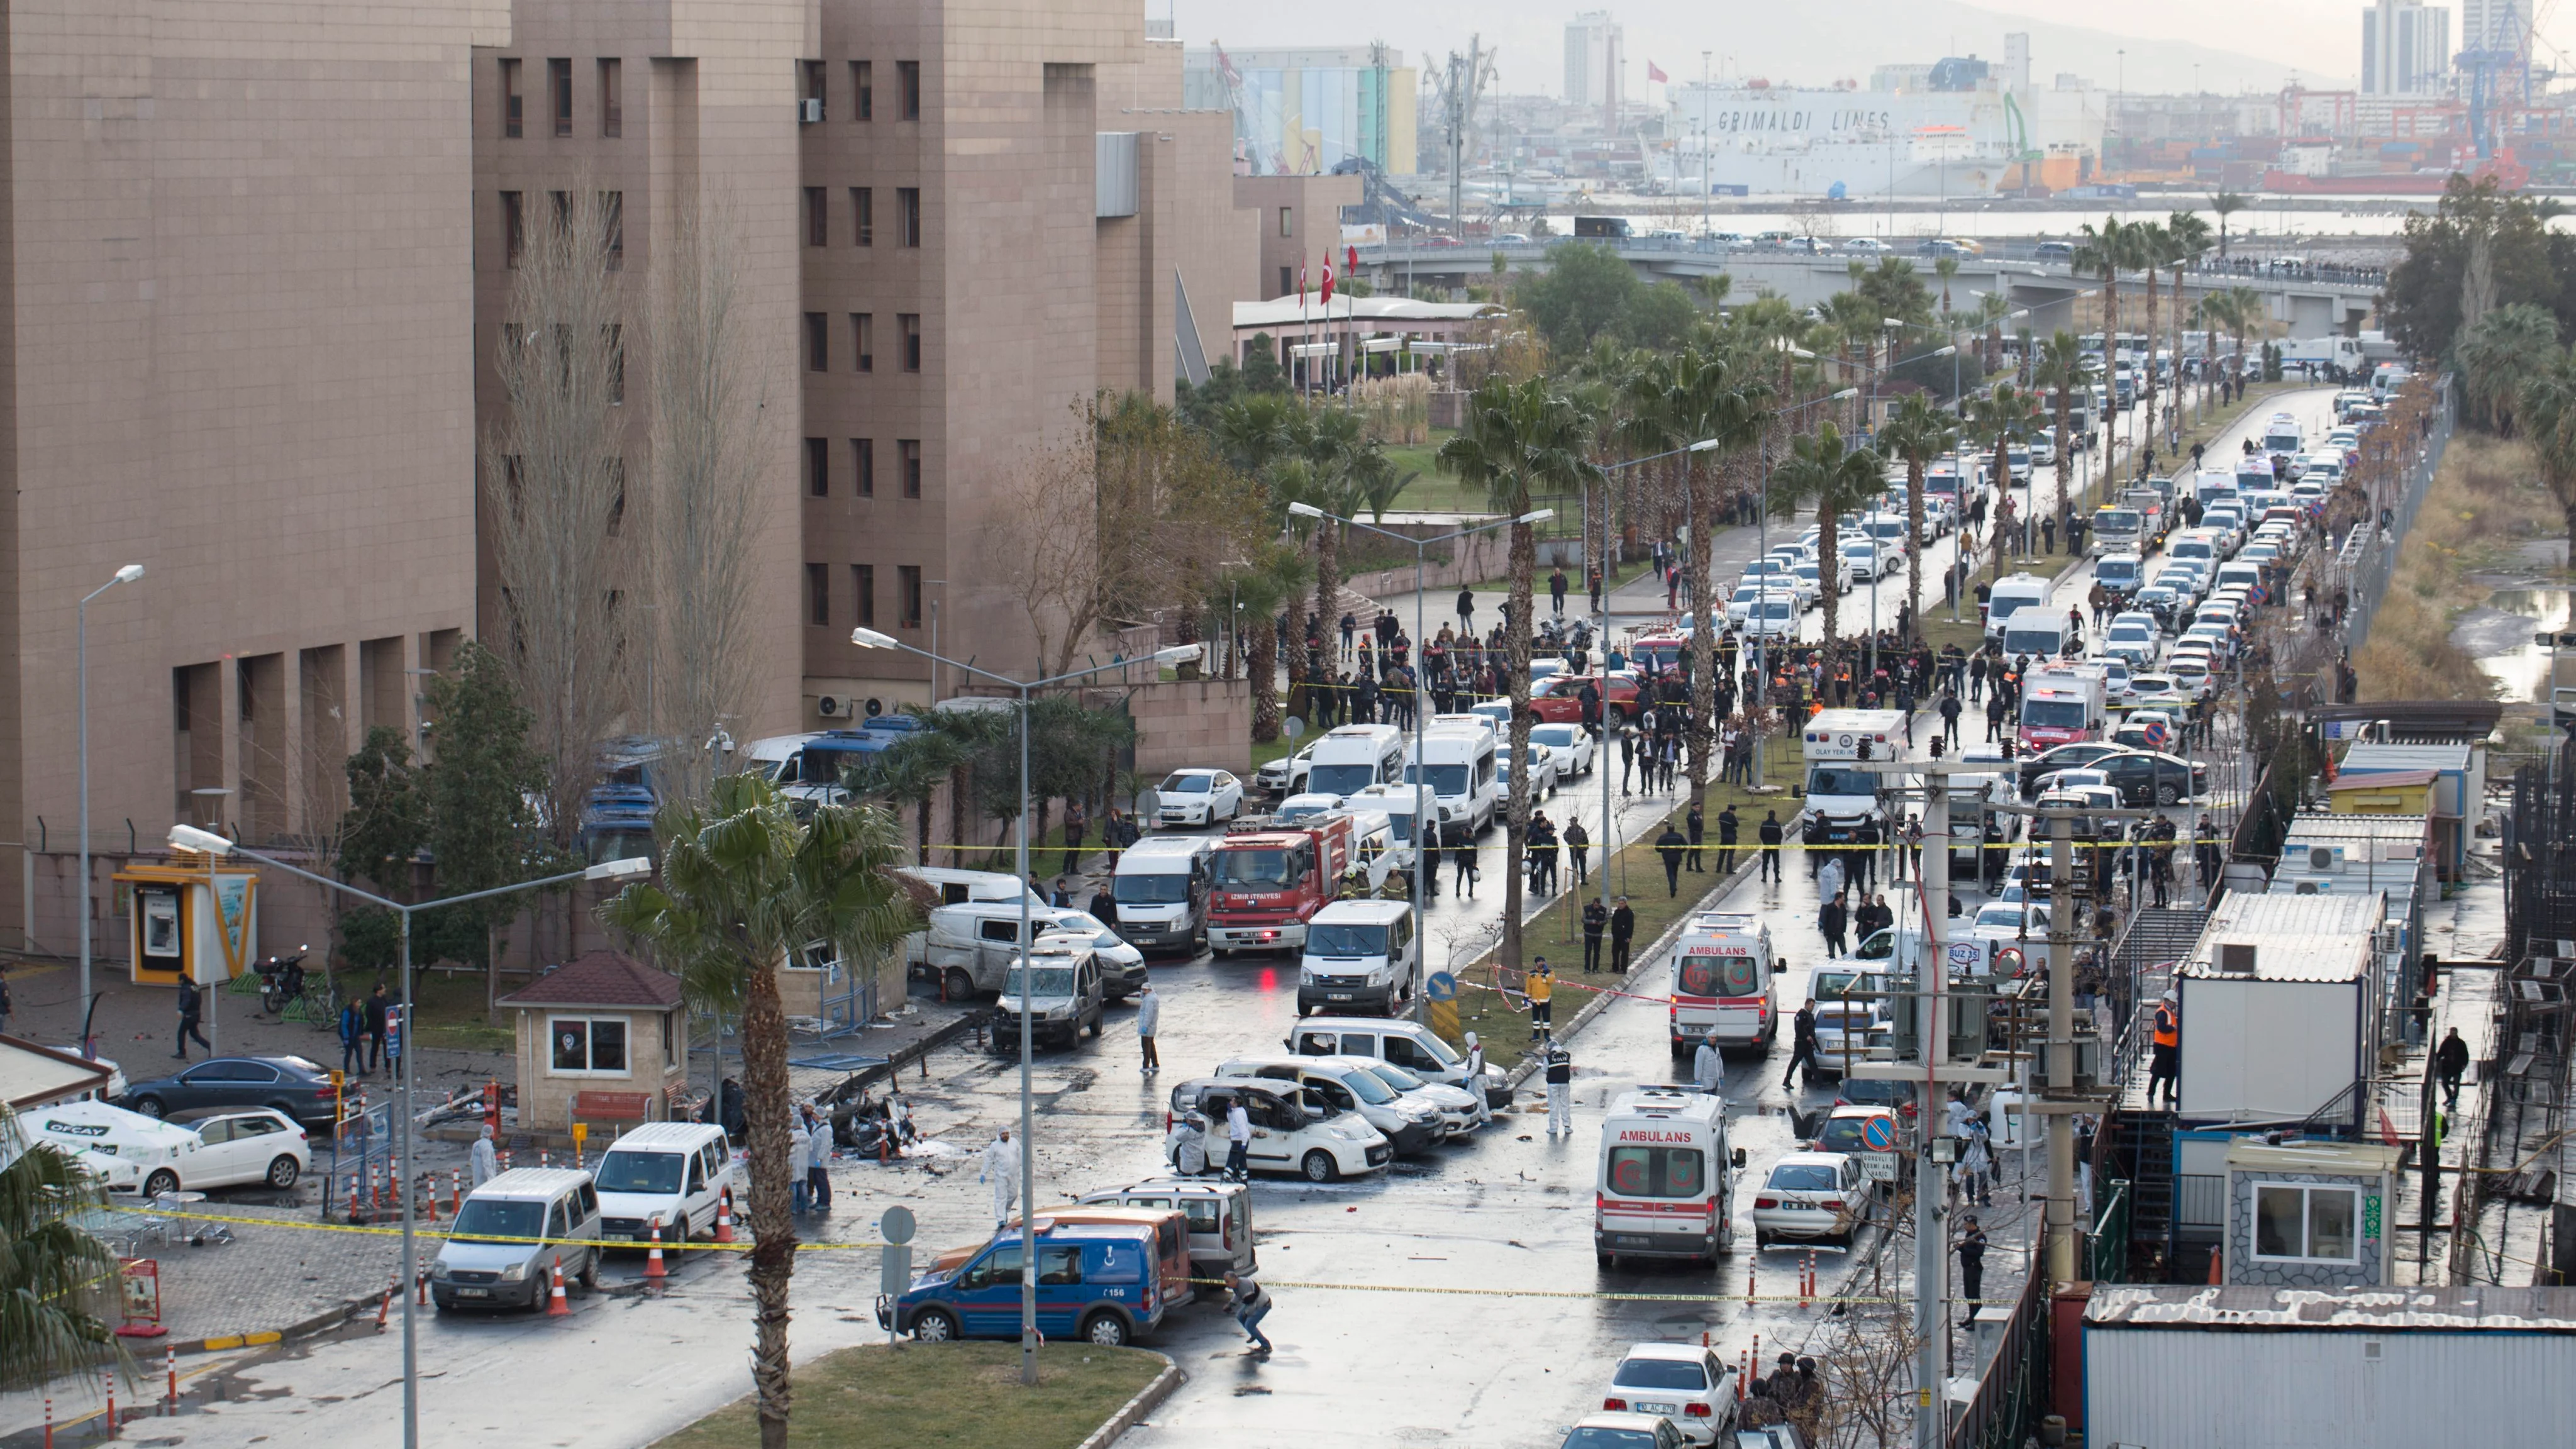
[112,855,258,989]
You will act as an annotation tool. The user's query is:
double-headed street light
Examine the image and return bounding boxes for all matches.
[79,564,147,1030]
[165,822,649,1449]
[1286,501,1548,1023]
[852,627,1199,1385]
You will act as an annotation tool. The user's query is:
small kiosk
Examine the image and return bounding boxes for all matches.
[112,852,258,989]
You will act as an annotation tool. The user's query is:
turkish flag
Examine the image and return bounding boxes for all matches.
[1321,258,1335,305]
[1298,261,1308,300]
[1647,60,1668,84]
[1346,244,1358,272]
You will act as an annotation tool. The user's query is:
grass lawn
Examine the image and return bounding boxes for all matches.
[1445,740,1807,1072]
[652,1343,1165,1449]
[303,963,516,1051]
[1463,557,1658,596]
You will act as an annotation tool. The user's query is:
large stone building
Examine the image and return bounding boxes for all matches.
[1,0,496,950]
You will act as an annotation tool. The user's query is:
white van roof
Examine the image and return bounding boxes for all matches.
[26,1098,199,1153]
[466,1167,594,1201]
[1604,1084,1728,1128]
[897,867,1041,904]
[1117,835,1211,870]
[605,1121,726,1154]
[1312,898,1411,925]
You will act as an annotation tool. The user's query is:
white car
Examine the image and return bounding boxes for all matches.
[1740,595,1801,638]
[2101,621,2160,668]
[1272,792,1344,825]
[1842,540,1890,580]
[1255,745,1313,796]
[1750,1150,1870,1249]
[1155,769,1243,826]
[183,1109,313,1193]
[1601,1342,1740,1443]
[1528,723,1597,777]
[1497,741,1560,799]
[1724,584,1772,626]
[1353,1057,1482,1136]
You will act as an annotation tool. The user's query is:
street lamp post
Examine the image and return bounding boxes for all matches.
[78,564,146,1031]
[1288,502,1548,1023]
[165,823,650,1449]
[853,630,1201,1384]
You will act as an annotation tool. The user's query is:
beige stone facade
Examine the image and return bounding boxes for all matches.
[0,0,501,947]
[1236,173,1364,302]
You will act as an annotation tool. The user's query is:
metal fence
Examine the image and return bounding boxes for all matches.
[2338,383,2453,654]
[1946,1266,2050,1449]
[2176,1173,2226,1230]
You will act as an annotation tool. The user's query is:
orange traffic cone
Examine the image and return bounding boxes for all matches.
[375,1267,397,1330]
[645,1222,669,1282]
[713,1186,735,1244]
[546,1254,570,1316]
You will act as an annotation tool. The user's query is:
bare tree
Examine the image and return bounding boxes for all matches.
[984,431,1108,681]
[482,184,630,848]
[643,203,769,802]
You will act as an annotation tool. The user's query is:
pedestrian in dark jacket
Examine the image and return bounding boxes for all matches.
[1656,823,1689,896]
[1581,898,1608,973]
[1716,804,1740,870]
[1818,894,1848,958]
[1957,1215,1989,1327]
[1609,897,1636,972]
[365,983,389,1072]
[1685,802,1706,872]
[2435,1027,2471,1109]
[339,1001,367,1078]
[174,976,211,1060]
[1758,811,1785,882]
[1784,998,1821,1089]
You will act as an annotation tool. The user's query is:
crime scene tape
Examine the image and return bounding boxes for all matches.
[106,1204,883,1253]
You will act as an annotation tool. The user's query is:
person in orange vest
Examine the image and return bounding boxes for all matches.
[2148,991,2181,1109]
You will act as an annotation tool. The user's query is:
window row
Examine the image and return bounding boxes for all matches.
[499,58,621,139]
[806,562,924,629]
[805,187,922,248]
[803,437,922,499]
[804,312,920,373]
[499,191,623,270]
[801,59,923,123]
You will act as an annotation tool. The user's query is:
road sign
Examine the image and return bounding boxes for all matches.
[1284,716,1306,740]
[1426,999,1460,1046]
[880,1205,916,1245]
[880,1243,913,1297]
[1425,970,1458,1002]
[1862,1116,1897,1151]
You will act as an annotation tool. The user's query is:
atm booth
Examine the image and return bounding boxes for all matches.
[113,855,259,989]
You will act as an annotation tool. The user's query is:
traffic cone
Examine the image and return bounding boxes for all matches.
[375,1268,397,1330]
[451,1170,464,1216]
[103,1366,116,1440]
[645,1222,669,1282]
[713,1187,735,1244]
[546,1255,570,1316]
[164,1345,177,1416]
[417,1266,430,1307]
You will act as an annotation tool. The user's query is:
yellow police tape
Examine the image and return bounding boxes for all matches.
[105,1206,1912,1304]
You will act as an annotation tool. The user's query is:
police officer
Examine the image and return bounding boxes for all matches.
[1544,1038,1574,1137]
[1609,897,1637,973]
[1783,997,1822,1091]
[1581,897,1609,974]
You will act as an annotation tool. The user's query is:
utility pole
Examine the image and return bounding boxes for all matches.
[1447,53,1465,243]
[2044,809,2080,1284]
[1913,775,1953,1449]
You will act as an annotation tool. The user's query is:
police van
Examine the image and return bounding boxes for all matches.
[1668,912,1777,1057]
[1594,1085,1745,1268]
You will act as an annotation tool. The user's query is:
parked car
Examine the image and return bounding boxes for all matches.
[1811,1104,1910,1187]
[430,1168,601,1311]
[880,1220,1171,1346]
[1599,1341,1740,1443]
[1154,769,1244,826]
[1529,723,1597,776]
[1559,1413,1692,1449]
[119,1055,340,1126]
[1750,1151,1870,1249]
[2090,748,2208,806]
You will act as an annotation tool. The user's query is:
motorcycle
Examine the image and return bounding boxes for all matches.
[255,946,311,1018]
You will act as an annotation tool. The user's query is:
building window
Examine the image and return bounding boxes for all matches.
[502,191,525,266]
[802,60,825,117]
[853,565,876,626]
[852,187,873,247]
[807,563,831,626]
[853,438,875,496]
[2252,1183,2361,1263]
[606,324,624,404]
[804,312,828,372]
[549,58,572,137]
[599,58,622,136]
[805,187,828,247]
[600,191,623,269]
[548,1016,630,1076]
[1279,265,1292,297]
[897,187,921,247]
[852,313,873,372]
[899,313,921,372]
[900,439,922,497]
[897,60,921,119]
[1279,206,1294,237]
[501,59,523,138]
[805,437,830,497]
[899,565,924,626]
[851,60,873,121]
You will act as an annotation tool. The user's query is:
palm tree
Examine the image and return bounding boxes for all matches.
[1439,375,1599,974]
[1935,253,1961,319]
[1877,393,1957,636]
[2455,302,2562,433]
[2031,331,2089,547]
[0,1111,119,1387]
[2165,213,2215,426]
[2221,285,2264,386]
[2512,341,2576,540]
[2209,191,2250,261]
[1226,543,1314,743]
[1665,350,1768,787]
[841,726,964,865]
[1769,423,1887,643]
[1968,384,2043,577]
[602,775,918,1449]
[2072,217,2134,443]
[2131,221,2172,450]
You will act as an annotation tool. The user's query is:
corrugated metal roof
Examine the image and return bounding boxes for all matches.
[2279,812,2430,847]
[2087,1285,2576,1331]
[2328,769,2439,791]
[2223,1137,2401,1175]
[2178,892,2382,982]
[2339,742,2472,774]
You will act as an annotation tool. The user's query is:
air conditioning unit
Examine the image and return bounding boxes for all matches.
[863,697,885,718]
[817,694,848,718]
[798,97,824,124]
[2218,941,2258,974]
[2308,845,2340,872]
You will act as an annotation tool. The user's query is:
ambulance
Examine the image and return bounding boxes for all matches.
[1668,912,1777,1059]
[1594,1085,1745,1268]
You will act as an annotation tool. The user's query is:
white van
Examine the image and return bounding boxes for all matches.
[593,1121,736,1245]
[1983,572,2053,641]
[1296,899,1419,1016]
[896,867,1045,909]
[26,1098,211,1197]
[1344,782,1437,874]
[1406,726,1499,834]
[1165,1077,1391,1182]
[1113,835,1214,954]
[1997,606,2074,661]
[1304,723,1408,799]
[1670,913,1778,1055]
[1287,1016,1514,1111]
[1799,708,1902,845]
[909,901,1146,1001]
[1595,1086,1745,1267]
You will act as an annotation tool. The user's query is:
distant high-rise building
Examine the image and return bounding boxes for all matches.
[2362,0,2451,94]
[1182,47,1419,176]
[1564,11,1622,112]
[2004,33,2033,94]
[2460,0,2528,52]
